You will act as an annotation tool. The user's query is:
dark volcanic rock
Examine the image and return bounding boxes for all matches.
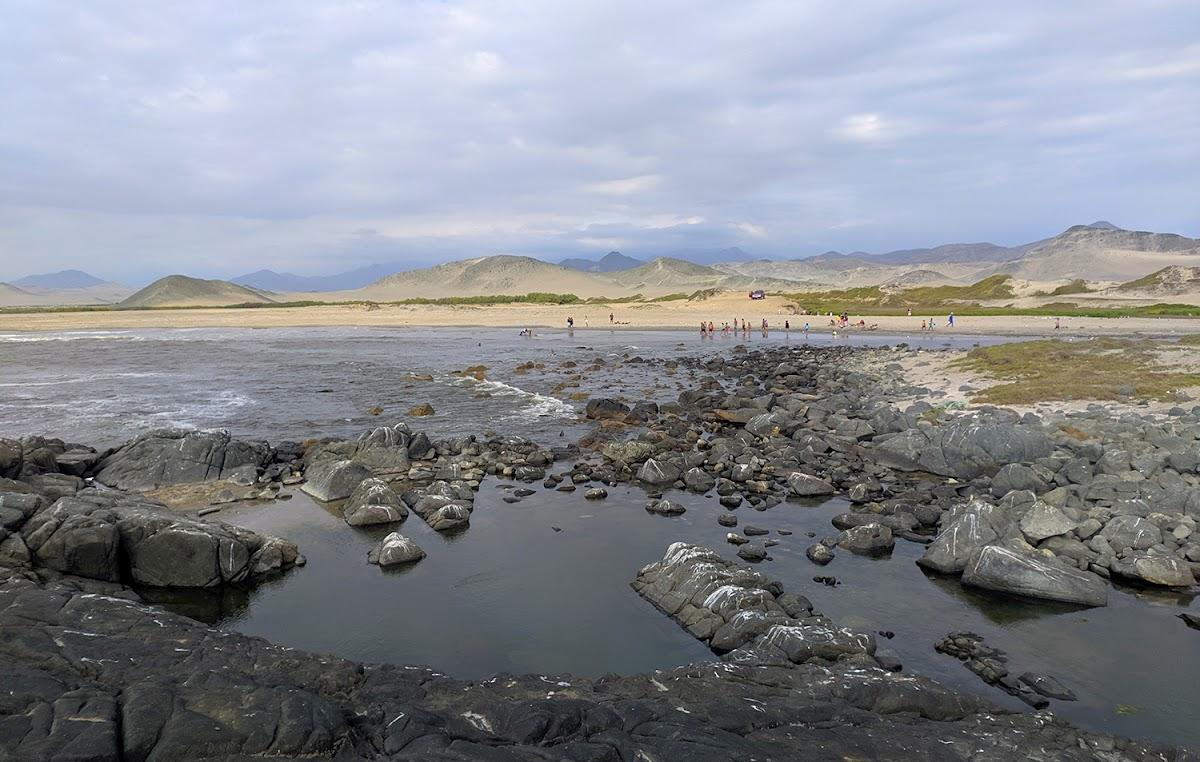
[0,578,1181,761]
[19,491,299,587]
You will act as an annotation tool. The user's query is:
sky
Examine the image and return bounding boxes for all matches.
[2,0,1198,283]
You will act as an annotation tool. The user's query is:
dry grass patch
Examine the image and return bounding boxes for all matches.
[952,339,1200,405]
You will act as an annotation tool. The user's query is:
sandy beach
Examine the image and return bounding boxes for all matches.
[4,293,1200,336]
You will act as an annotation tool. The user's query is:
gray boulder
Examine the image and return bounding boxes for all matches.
[1018,501,1078,543]
[638,458,681,485]
[1099,516,1162,552]
[991,463,1046,497]
[918,499,1000,574]
[585,398,632,421]
[20,493,300,588]
[874,421,1052,480]
[367,532,425,566]
[19,498,120,581]
[302,459,372,502]
[352,426,412,478]
[95,429,271,492]
[645,499,686,516]
[1110,553,1195,587]
[806,543,835,565]
[343,478,407,526]
[787,472,835,497]
[413,497,471,531]
[0,437,21,478]
[962,544,1108,607]
[683,467,715,493]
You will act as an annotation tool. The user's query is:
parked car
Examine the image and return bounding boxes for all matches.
[748,289,766,300]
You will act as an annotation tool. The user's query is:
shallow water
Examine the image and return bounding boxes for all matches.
[0,326,1013,449]
[4,325,1198,748]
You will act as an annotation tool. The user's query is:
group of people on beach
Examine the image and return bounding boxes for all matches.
[698,318,814,338]
[916,311,955,331]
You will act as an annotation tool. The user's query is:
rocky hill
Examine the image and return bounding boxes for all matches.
[353,255,617,300]
[558,251,645,273]
[998,227,1200,282]
[120,275,276,308]
[1114,266,1200,296]
[12,269,107,289]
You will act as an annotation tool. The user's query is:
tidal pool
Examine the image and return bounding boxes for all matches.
[150,479,1200,749]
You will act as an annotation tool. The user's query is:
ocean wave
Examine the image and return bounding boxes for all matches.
[0,371,166,388]
[0,330,139,343]
[448,376,573,418]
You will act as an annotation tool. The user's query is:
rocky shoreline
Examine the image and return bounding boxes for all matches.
[2,342,1198,759]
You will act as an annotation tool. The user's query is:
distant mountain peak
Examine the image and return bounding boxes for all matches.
[13,269,107,289]
[558,251,645,273]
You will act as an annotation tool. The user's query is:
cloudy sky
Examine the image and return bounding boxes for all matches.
[2,0,1198,282]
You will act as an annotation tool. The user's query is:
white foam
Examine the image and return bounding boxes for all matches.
[448,376,573,418]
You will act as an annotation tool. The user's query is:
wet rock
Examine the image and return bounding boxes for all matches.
[717,513,738,527]
[1099,516,1162,552]
[743,525,769,536]
[1018,501,1078,543]
[342,477,408,526]
[1019,672,1077,701]
[806,544,835,565]
[368,532,425,566]
[874,421,1052,480]
[917,498,1000,574]
[584,487,608,500]
[737,544,768,562]
[645,498,686,516]
[683,467,715,492]
[1110,553,1195,587]
[836,524,894,556]
[962,544,1108,607]
[301,458,372,502]
[584,398,632,422]
[20,492,298,588]
[408,403,435,417]
[637,458,682,486]
[633,542,873,662]
[787,472,836,497]
[95,429,270,492]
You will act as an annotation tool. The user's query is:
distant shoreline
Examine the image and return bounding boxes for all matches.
[3,296,1200,338]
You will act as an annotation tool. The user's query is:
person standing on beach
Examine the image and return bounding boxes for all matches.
[609,312,614,324]
[947,312,954,328]
[803,322,810,338]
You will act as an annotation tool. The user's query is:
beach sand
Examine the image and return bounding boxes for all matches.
[3,293,1200,336]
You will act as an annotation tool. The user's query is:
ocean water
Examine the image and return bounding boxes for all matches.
[0,325,1004,448]
[4,325,1196,749]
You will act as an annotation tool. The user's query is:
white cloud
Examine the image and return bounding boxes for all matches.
[833,113,891,143]
[583,174,663,195]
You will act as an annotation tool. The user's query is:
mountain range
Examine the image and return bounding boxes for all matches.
[5,222,1200,309]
